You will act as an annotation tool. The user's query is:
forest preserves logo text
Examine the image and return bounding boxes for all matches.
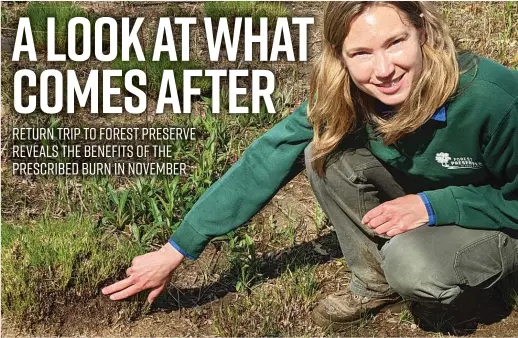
[435,152,483,170]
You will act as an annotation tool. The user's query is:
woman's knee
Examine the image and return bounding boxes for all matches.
[305,143,364,187]
[381,235,462,304]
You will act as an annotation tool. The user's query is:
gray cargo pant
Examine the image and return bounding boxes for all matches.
[305,144,518,304]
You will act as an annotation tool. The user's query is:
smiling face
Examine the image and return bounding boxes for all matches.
[342,5,425,107]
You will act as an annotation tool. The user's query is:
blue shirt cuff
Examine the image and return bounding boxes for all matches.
[417,192,436,226]
[168,238,196,260]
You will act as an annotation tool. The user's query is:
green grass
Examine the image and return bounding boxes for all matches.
[204,1,289,22]
[86,176,185,247]
[77,104,284,250]
[511,290,518,310]
[502,1,516,40]
[281,265,320,309]
[211,265,319,336]
[313,202,326,233]
[112,52,212,98]
[226,230,263,293]
[204,1,256,19]
[1,214,145,323]
[254,2,290,20]
[398,309,415,325]
[26,2,88,52]
[80,113,239,248]
[1,10,8,25]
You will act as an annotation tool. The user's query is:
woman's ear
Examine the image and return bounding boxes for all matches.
[419,14,426,46]
[419,28,426,46]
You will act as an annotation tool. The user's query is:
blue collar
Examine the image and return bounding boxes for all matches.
[374,101,447,122]
[431,105,447,122]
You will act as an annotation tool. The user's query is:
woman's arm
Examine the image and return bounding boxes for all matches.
[423,100,518,230]
[103,102,314,302]
[170,101,314,259]
[364,100,518,235]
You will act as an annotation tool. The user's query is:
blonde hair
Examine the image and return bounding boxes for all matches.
[308,2,459,176]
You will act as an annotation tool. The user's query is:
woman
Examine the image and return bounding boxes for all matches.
[103,1,518,330]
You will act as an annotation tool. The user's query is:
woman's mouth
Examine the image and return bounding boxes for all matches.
[375,74,405,95]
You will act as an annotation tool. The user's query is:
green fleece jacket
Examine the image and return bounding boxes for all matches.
[170,56,518,259]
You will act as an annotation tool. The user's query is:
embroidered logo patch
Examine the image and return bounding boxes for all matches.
[435,152,483,170]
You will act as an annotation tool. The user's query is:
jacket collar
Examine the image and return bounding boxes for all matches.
[374,101,447,122]
[431,105,447,122]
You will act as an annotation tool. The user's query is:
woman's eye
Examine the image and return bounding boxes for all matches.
[391,39,403,46]
[353,51,369,57]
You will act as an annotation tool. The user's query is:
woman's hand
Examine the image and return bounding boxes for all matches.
[362,194,429,237]
[102,242,184,304]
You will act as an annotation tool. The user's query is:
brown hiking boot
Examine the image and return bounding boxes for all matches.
[311,290,406,330]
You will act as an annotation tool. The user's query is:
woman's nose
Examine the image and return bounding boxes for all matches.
[374,53,395,79]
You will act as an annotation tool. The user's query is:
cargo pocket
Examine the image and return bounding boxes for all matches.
[454,233,516,288]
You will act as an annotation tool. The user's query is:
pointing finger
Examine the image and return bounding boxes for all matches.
[102,277,135,295]
[109,284,143,301]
